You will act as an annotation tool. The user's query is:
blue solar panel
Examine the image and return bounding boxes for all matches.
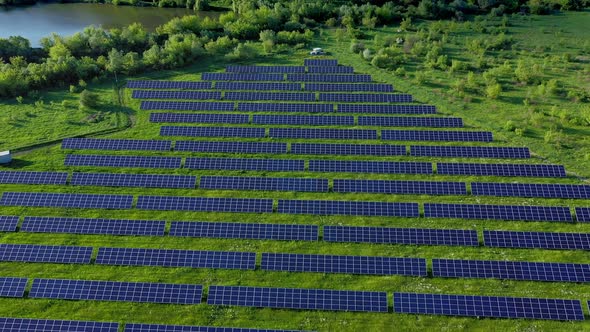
[433,259,590,282]
[226,65,306,73]
[237,103,333,113]
[71,172,196,189]
[169,221,318,241]
[338,104,436,114]
[160,126,265,138]
[136,196,273,213]
[127,80,211,90]
[124,323,304,332]
[576,208,590,222]
[175,141,287,154]
[304,59,338,66]
[0,171,68,185]
[359,116,463,128]
[437,163,566,177]
[278,200,419,217]
[0,318,119,332]
[411,145,530,159]
[21,216,166,236]
[202,73,284,81]
[30,278,203,304]
[96,247,256,270]
[291,143,406,156]
[200,176,328,192]
[394,292,584,321]
[185,157,304,172]
[132,90,221,100]
[208,285,387,312]
[0,244,92,264]
[472,182,590,199]
[319,93,412,103]
[305,83,393,92]
[309,160,433,174]
[287,74,371,82]
[382,130,493,142]
[261,253,426,276]
[0,216,19,232]
[215,82,301,91]
[424,203,572,222]
[307,66,354,73]
[253,115,354,126]
[269,128,376,140]
[333,179,467,195]
[324,226,479,246]
[62,138,171,151]
[484,230,590,250]
[65,154,181,169]
[150,113,249,124]
[140,101,235,111]
[0,277,28,298]
[225,92,315,101]
[0,192,134,209]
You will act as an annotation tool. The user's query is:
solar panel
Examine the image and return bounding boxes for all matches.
[576,208,590,222]
[269,128,377,140]
[0,244,92,264]
[29,278,203,304]
[237,103,333,113]
[0,192,134,209]
[226,65,306,73]
[175,141,287,154]
[160,126,265,138]
[207,285,387,312]
[253,115,354,126]
[472,182,590,199]
[0,277,28,298]
[305,83,393,92]
[437,163,566,177]
[261,253,427,276]
[150,113,249,124]
[278,200,419,217]
[131,90,221,100]
[202,73,284,81]
[433,259,590,282]
[65,154,181,169]
[21,216,166,236]
[127,80,211,90]
[484,230,590,250]
[62,138,171,151]
[136,196,274,213]
[0,318,119,332]
[287,74,371,82]
[291,143,406,156]
[319,93,412,103]
[71,172,196,189]
[324,226,479,246]
[307,66,354,73]
[338,104,436,114]
[304,59,338,66]
[382,130,493,142]
[411,145,530,159]
[185,157,304,172]
[359,116,463,128]
[169,221,318,241]
[394,292,584,321]
[124,323,304,332]
[200,176,329,192]
[0,171,68,185]
[424,203,572,222]
[96,247,256,270]
[333,179,467,195]
[140,101,235,111]
[0,216,19,232]
[214,82,301,91]
[225,92,315,102]
[309,160,433,174]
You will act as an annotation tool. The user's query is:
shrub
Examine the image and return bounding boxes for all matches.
[503,120,516,131]
[225,42,259,60]
[486,82,502,99]
[79,89,99,109]
[16,96,23,104]
[350,40,365,54]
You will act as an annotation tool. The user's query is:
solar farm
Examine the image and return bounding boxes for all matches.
[1,58,590,331]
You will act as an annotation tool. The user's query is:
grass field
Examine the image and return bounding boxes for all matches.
[0,13,590,332]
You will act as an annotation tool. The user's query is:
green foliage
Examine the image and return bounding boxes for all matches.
[503,120,516,131]
[486,82,502,99]
[15,96,23,104]
[225,42,259,60]
[205,36,238,55]
[78,89,99,109]
[350,40,365,54]
[276,30,314,45]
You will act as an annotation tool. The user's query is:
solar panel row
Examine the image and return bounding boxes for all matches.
[124,323,305,332]
[309,160,433,174]
[359,117,463,128]
[287,74,371,82]
[0,277,28,298]
[71,172,196,189]
[411,145,530,158]
[333,179,467,195]
[175,141,287,153]
[215,82,301,91]
[160,126,265,138]
[291,143,406,156]
[226,65,306,73]
[324,226,479,246]
[132,90,221,100]
[127,80,212,90]
[62,138,171,151]
[319,93,412,103]
[150,113,249,124]
[437,163,566,177]
[0,244,93,264]
[269,128,377,140]
[21,216,166,236]
[278,200,419,217]
[382,130,493,142]
[237,102,333,112]
[425,203,572,222]
[472,182,590,199]
[136,196,274,213]
[304,83,393,92]
[0,317,119,332]
[253,115,354,126]
[484,230,590,250]
[185,157,304,172]
[225,91,315,101]
[65,154,182,169]
[200,176,329,192]
[338,104,436,114]
[141,101,235,111]
[304,59,338,66]
[0,192,134,209]
[0,171,68,185]
[170,221,318,241]
[202,73,285,81]
[307,66,354,73]
[0,216,19,232]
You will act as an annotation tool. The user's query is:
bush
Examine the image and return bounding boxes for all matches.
[225,42,259,60]
[79,89,99,109]
[69,85,79,94]
[362,48,373,60]
[350,40,365,54]
[16,96,23,104]
[503,120,516,131]
[276,30,314,45]
[486,82,502,99]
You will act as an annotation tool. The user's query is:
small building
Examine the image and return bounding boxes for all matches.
[0,151,12,164]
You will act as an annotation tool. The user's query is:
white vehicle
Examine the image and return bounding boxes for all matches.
[309,48,325,55]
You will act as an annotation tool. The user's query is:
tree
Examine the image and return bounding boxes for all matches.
[107,48,124,83]
[259,30,276,53]
[79,89,99,109]
[486,82,502,99]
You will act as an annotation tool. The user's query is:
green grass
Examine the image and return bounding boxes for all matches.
[1,13,590,332]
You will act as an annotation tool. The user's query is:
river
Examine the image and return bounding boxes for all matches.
[0,3,218,47]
